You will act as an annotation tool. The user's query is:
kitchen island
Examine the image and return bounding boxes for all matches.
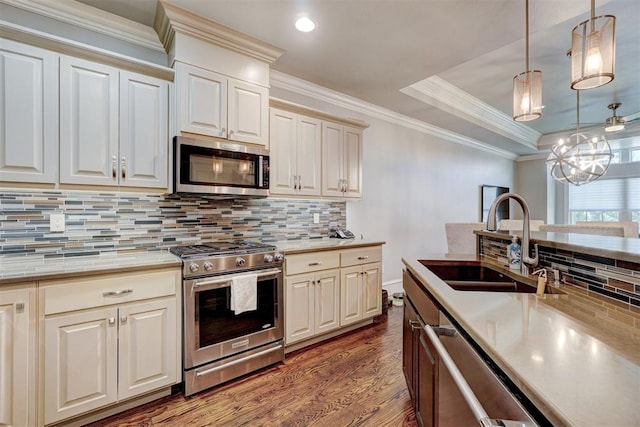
[403,230,640,426]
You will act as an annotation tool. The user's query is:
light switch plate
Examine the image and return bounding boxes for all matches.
[313,213,320,224]
[50,213,65,232]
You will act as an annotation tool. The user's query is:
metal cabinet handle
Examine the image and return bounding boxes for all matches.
[121,157,126,180]
[111,155,117,180]
[120,315,127,324]
[220,127,226,136]
[293,175,299,190]
[357,256,369,260]
[103,289,133,297]
[15,302,25,313]
[108,317,116,325]
[409,320,421,332]
[298,176,302,190]
[308,262,323,266]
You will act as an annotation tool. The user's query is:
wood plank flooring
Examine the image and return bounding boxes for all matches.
[87,305,417,427]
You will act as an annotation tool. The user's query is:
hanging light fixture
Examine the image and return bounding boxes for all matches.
[570,0,615,90]
[513,0,543,121]
[547,91,612,186]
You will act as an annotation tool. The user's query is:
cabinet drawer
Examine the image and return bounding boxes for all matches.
[340,246,382,267]
[42,268,180,315]
[285,251,340,275]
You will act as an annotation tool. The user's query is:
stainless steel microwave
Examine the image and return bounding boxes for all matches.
[173,136,270,197]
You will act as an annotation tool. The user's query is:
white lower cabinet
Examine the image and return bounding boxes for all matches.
[283,244,383,348]
[40,268,180,425]
[285,269,340,344]
[0,283,37,427]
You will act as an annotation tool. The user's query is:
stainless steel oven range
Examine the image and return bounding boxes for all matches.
[170,241,284,396]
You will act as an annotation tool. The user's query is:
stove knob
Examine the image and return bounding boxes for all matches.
[274,253,284,262]
[235,257,246,267]
[203,261,214,271]
[263,254,274,263]
[189,262,199,273]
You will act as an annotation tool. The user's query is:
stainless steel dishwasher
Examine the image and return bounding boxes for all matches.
[424,311,538,427]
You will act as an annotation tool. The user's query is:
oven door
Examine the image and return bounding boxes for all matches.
[174,136,269,196]
[184,267,283,369]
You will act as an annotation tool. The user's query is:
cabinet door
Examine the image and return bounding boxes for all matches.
[343,126,363,198]
[269,108,297,195]
[44,307,118,425]
[0,286,36,427]
[0,40,57,184]
[402,301,419,401]
[321,122,344,197]
[416,328,437,427]
[362,262,382,318]
[60,56,119,185]
[228,79,268,146]
[314,269,340,335]
[119,71,169,188]
[296,115,322,196]
[118,298,177,400]
[285,273,315,344]
[340,266,363,326]
[176,62,227,138]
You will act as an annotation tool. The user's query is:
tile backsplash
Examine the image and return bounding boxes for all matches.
[479,235,640,309]
[0,190,346,258]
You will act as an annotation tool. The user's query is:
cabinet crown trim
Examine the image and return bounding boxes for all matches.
[155,0,284,64]
[270,98,369,130]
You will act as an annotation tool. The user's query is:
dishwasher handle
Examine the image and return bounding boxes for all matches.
[423,325,533,427]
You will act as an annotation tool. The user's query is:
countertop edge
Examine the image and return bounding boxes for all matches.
[277,239,386,255]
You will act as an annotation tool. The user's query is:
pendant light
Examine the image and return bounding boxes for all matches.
[547,91,612,186]
[513,0,543,122]
[570,0,615,90]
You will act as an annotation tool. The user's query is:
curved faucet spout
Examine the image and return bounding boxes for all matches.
[486,192,539,274]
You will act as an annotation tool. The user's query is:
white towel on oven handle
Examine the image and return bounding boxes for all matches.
[230,273,257,314]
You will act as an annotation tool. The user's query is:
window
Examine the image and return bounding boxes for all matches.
[568,177,640,224]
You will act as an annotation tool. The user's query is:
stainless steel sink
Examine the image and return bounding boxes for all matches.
[419,260,563,294]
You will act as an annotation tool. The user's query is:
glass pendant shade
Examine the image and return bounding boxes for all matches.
[513,70,543,121]
[570,15,615,90]
[547,132,612,186]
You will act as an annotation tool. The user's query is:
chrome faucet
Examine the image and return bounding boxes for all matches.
[486,193,539,275]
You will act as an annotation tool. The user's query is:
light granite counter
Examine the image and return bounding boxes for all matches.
[0,251,181,285]
[275,238,385,254]
[403,256,640,427]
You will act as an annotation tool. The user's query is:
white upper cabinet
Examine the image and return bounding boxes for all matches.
[176,62,269,146]
[0,40,57,184]
[60,56,168,188]
[322,122,363,198]
[269,108,322,196]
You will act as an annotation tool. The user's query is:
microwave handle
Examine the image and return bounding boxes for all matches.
[191,268,281,292]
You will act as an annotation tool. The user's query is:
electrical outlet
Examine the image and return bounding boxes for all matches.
[313,213,320,224]
[50,213,65,232]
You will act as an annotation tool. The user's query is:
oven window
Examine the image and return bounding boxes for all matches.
[182,144,256,187]
[195,277,276,348]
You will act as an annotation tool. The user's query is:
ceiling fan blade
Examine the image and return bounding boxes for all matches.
[622,112,640,122]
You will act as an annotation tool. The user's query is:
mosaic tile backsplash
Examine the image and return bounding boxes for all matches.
[479,235,640,309]
[0,190,346,258]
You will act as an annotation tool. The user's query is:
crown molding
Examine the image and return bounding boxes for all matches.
[270,71,518,160]
[401,76,541,150]
[154,0,284,64]
[1,20,174,81]
[0,0,165,52]
[515,152,550,162]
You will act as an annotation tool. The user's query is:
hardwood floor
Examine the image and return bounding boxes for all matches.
[87,305,417,427]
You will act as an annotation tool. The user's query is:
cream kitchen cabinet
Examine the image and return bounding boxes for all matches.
[340,246,382,326]
[60,56,169,188]
[269,108,322,196]
[40,268,180,425]
[284,251,341,345]
[0,283,37,427]
[175,62,268,146]
[322,122,363,198]
[0,40,57,184]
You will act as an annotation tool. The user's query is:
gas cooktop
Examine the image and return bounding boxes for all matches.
[169,240,276,259]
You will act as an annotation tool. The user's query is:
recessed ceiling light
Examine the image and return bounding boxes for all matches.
[295,16,316,32]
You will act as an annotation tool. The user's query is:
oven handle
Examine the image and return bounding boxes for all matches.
[190,268,282,293]
[195,343,284,378]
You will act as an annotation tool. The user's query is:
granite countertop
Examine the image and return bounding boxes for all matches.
[475,229,640,263]
[403,256,640,427]
[0,251,181,285]
[275,238,385,254]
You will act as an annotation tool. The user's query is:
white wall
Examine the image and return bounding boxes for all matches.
[271,86,515,288]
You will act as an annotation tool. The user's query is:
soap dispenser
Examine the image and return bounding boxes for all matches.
[507,236,521,270]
